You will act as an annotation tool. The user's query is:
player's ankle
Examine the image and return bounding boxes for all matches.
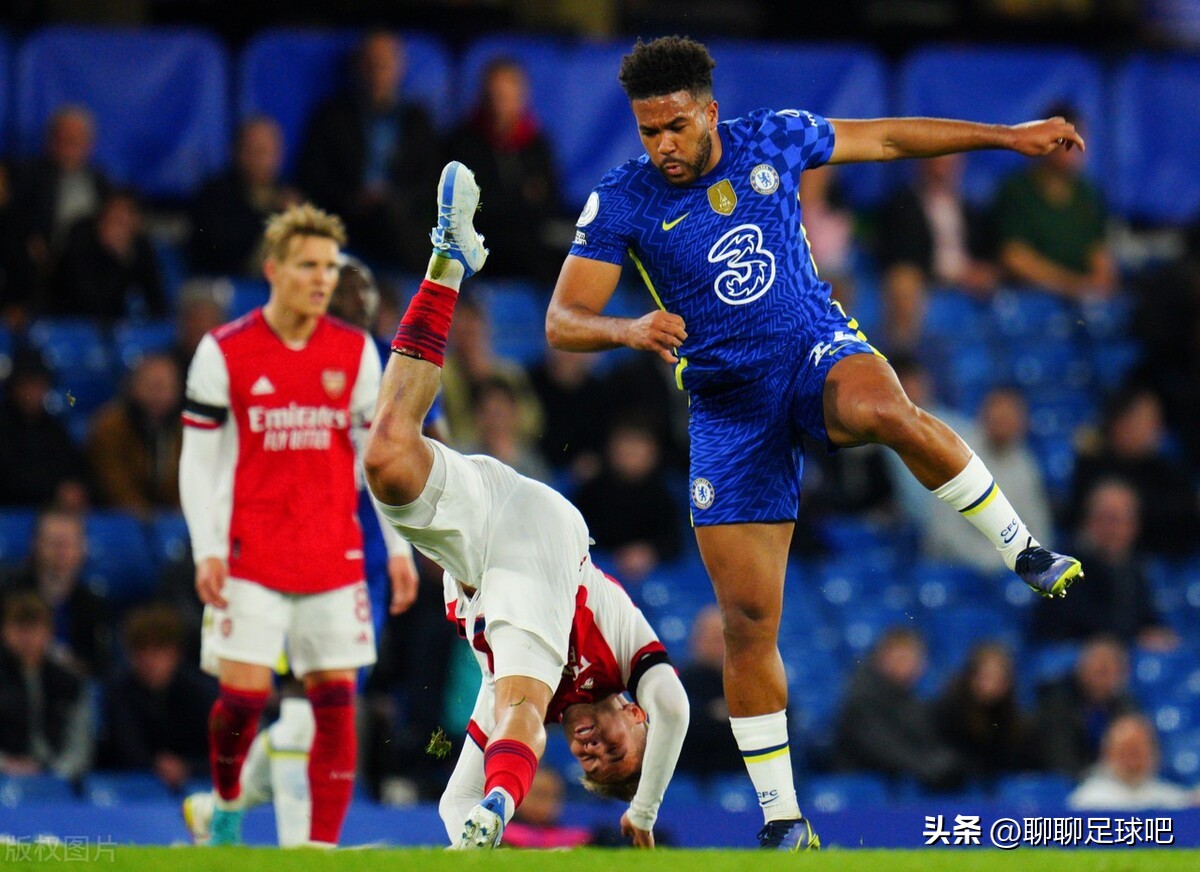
[426,253,464,291]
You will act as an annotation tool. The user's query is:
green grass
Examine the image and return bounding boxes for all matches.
[5,847,1198,872]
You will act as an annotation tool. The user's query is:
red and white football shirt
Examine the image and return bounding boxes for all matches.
[183,310,381,594]
[447,563,671,740]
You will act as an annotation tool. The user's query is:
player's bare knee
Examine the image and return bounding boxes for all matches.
[721,601,777,645]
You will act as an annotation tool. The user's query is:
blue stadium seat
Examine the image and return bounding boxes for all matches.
[148,512,191,567]
[0,774,78,805]
[25,318,117,414]
[701,41,889,206]
[801,773,889,814]
[86,772,173,805]
[1132,648,1198,708]
[473,280,548,367]
[1113,55,1200,223]
[113,319,176,370]
[1027,642,1081,684]
[663,774,706,808]
[238,29,453,179]
[227,279,269,319]
[1090,339,1143,391]
[83,511,156,603]
[1163,729,1200,782]
[898,46,1105,206]
[458,36,639,211]
[994,772,1073,813]
[16,27,230,199]
[0,509,37,568]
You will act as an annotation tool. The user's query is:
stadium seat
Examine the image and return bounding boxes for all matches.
[700,40,889,207]
[15,27,230,199]
[994,772,1073,813]
[472,280,548,367]
[1026,642,1081,684]
[83,511,157,604]
[0,774,79,805]
[25,318,118,415]
[1113,55,1200,223]
[1163,729,1200,782]
[898,46,1105,206]
[1132,647,1197,707]
[0,509,37,568]
[226,278,270,319]
[113,319,176,370]
[800,773,889,814]
[148,512,191,567]
[238,28,453,180]
[86,772,173,806]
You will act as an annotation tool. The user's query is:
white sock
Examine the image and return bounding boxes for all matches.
[932,452,1037,570]
[486,787,516,825]
[729,711,802,823]
[268,698,315,848]
[238,731,272,810]
[427,254,464,291]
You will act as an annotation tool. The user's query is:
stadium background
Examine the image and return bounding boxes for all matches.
[2,0,1200,850]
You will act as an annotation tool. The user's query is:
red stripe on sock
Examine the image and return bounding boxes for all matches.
[484,739,539,810]
[306,680,357,844]
[391,280,458,368]
[208,685,268,802]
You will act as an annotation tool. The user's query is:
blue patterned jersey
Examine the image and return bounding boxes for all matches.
[570,108,836,393]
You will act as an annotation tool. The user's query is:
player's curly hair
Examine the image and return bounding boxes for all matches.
[618,36,715,102]
[261,202,347,263]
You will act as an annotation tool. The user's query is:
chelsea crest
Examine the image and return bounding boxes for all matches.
[750,163,779,195]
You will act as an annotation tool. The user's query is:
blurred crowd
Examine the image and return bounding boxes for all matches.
[2,29,1200,815]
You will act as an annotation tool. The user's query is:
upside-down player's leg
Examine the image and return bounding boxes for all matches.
[364,160,488,509]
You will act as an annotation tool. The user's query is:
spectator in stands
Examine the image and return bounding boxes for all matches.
[1068,386,1200,557]
[993,103,1117,301]
[504,767,594,848]
[190,116,300,276]
[933,642,1030,782]
[927,386,1052,571]
[49,188,166,320]
[0,347,90,508]
[1129,219,1200,469]
[170,279,229,375]
[14,106,110,287]
[463,377,552,483]
[444,57,566,282]
[677,604,742,779]
[0,508,111,678]
[1068,713,1198,810]
[0,591,93,781]
[1033,635,1140,777]
[441,295,543,447]
[103,603,216,792]
[528,347,610,481]
[1032,478,1178,649]
[798,165,856,310]
[597,353,690,476]
[0,161,36,328]
[876,154,999,353]
[85,353,182,514]
[834,627,964,791]
[298,30,441,272]
[572,413,682,581]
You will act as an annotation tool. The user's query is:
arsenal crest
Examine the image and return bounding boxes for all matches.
[322,369,346,398]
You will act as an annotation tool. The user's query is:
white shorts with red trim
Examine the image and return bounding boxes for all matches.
[200,577,376,678]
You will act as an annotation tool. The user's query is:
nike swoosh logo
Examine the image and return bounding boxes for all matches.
[661,213,689,231]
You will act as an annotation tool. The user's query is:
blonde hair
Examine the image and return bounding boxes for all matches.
[261,202,347,264]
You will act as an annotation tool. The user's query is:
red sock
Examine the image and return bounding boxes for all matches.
[208,685,268,802]
[391,280,458,368]
[484,739,539,812]
[306,680,357,844]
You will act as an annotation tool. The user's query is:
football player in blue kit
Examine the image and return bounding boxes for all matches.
[546,35,1085,850]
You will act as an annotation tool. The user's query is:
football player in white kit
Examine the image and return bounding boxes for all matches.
[364,162,689,849]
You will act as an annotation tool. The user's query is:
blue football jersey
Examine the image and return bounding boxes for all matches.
[570,108,836,392]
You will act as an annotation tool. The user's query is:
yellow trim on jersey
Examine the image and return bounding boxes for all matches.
[800,221,819,276]
[628,247,688,391]
[830,300,887,360]
[744,746,790,764]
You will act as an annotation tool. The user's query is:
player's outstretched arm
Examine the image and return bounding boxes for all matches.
[827,116,1085,164]
[625,663,690,848]
[547,255,687,365]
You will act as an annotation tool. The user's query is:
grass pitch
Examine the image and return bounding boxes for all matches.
[7,846,1198,871]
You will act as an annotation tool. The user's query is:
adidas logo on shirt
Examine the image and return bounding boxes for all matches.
[250,375,276,396]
